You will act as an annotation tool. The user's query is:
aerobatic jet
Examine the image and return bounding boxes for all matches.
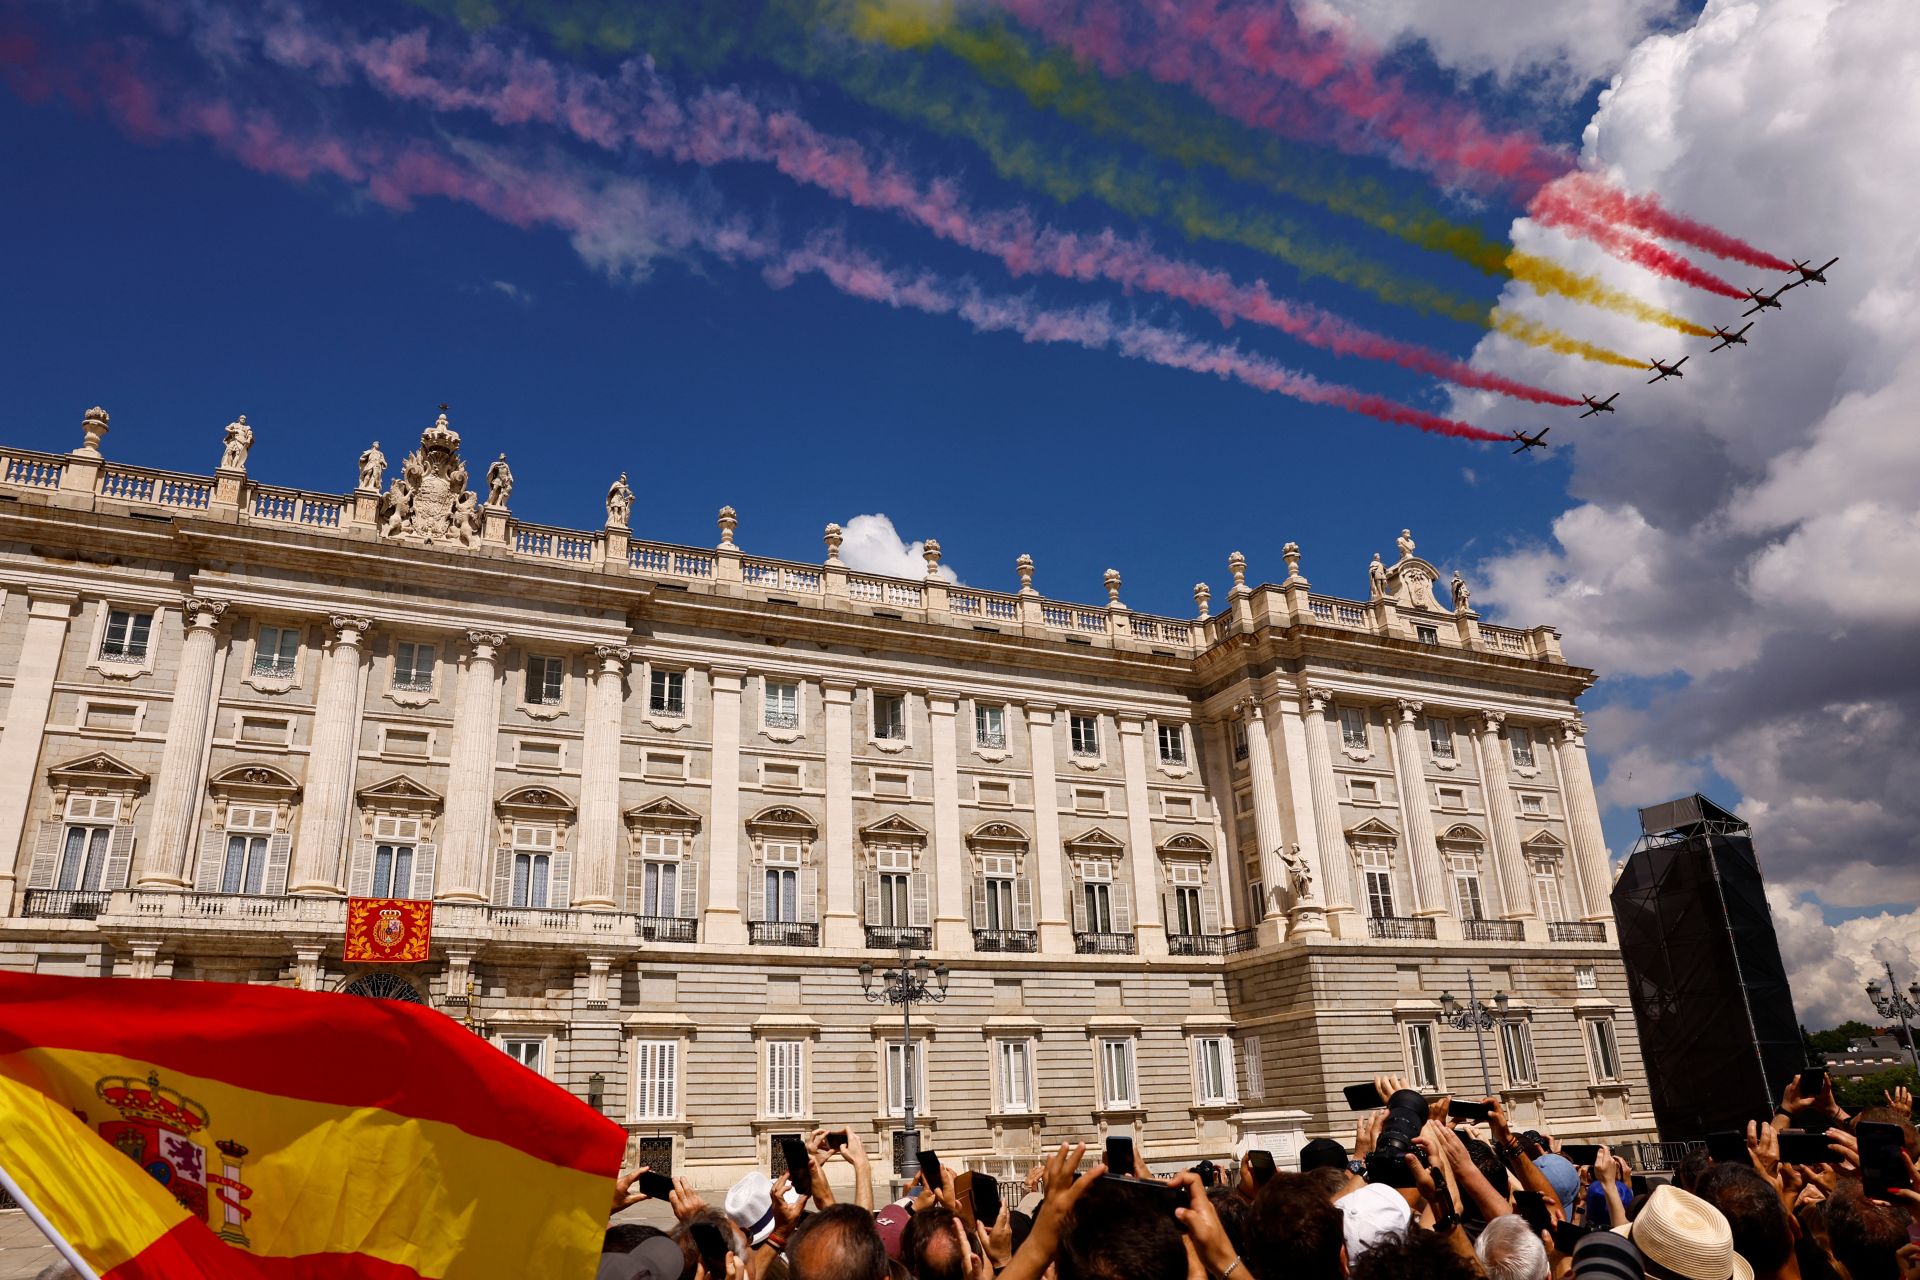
[1709,323,1754,351]
[1788,256,1839,286]
[1742,285,1790,316]
[1647,356,1689,383]
[1579,393,1619,418]
[1510,428,1550,454]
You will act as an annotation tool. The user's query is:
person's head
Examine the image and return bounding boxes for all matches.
[1052,1179,1188,1280]
[1302,1138,1351,1173]
[788,1203,889,1280]
[1572,1232,1647,1280]
[1696,1163,1795,1276]
[1825,1183,1912,1280]
[905,1205,970,1280]
[1008,1209,1034,1257]
[1246,1171,1347,1280]
[1349,1225,1480,1280]
[1673,1149,1714,1194]
[1615,1184,1753,1280]
[1463,1135,1512,1202]
[1301,1165,1352,1203]
[604,1224,667,1253]
[1477,1213,1551,1280]
[674,1209,749,1280]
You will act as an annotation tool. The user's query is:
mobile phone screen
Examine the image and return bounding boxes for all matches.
[1560,1144,1602,1167]
[1775,1129,1837,1165]
[1859,1122,1909,1200]
[918,1148,944,1191]
[781,1137,814,1198]
[1104,1136,1135,1177]
[971,1176,1003,1231]
[1797,1068,1828,1097]
[1553,1221,1589,1254]
[1449,1099,1492,1123]
[1514,1190,1553,1233]
[637,1170,676,1200]
[1344,1081,1385,1110]
[1704,1132,1751,1165]
[1101,1172,1185,1217]
[826,1129,850,1150]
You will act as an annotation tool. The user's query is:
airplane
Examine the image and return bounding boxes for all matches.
[1646,356,1689,383]
[1709,322,1754,351]
[1510,428,1550,454]
[1742,285,1790,316]
[1788,256,1839,286]
[1579,393,1619,418]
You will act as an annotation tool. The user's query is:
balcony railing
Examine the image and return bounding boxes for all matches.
[1222,927,1262,955]
[750,921,821,948]
[1367,915,1438,940]
[1464,919,1526,942]
[635,915,699,943]
[764,710,799,730]
[865,924,931,951]
[391,673,434,693]
[1168,932,1223,956]
[98,646,148,665]
[1074,931,1138,955]
[1548,921,1606,943]
[648,698,686,718]
[973,928,1038,953]
[251,657,297,678]
[976,731,1007,750]
[21,890,110,919]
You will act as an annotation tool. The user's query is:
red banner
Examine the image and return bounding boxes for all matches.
[343,898,432,964]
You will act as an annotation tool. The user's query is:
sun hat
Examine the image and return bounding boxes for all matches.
[1337,1181,1412,1260]
[1573,1231,1647,1280]
[596,1235,687,1280]
[725,1171,779,1246]
[1611,1184,1754,1280]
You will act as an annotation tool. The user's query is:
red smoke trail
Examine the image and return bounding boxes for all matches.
[1531,173,1794,272]
[1528,181,1748,298]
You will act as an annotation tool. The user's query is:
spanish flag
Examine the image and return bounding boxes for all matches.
[0,972,625,1277]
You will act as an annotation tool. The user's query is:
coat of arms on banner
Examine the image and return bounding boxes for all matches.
[89,1071,257,1246]
[344,897,433,964]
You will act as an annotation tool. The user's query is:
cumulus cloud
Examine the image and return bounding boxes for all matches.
[1768,887,1920,1028]
[836,514,959,583]
[1463,0,1920,1025]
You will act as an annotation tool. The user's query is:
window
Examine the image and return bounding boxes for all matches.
[1242,1036,1266,1102]
[650,669,686,717]
[502,1038,545,1075]
[764,841,801,923]
[1195,1036,1235,1105]
[220,834,268,895]
[253,625,300,676]
[873,693,906,741]
[884,1041,927,1116]
[373,841,415,899]
[997,1039,1035,1112]
[1232,721,1249,761]
[512,826,554,909]
[974,703,1007,750]
[393,642,435,691]
[873,846,912,926]
[1500,1021,1539,1086]
[1416,624,1440,645]
[1099,1038,1137,1108]
[1169,862,1204,936]
[1427,718,1455,760]
[1069,714,1100,758]
[1350,779,1379,804]
[1510,726,1536,768]
[1451,857,1485,921]
[633,1041,678,1120]
[100,608,152,662]
[981,855,1017,930]
[765,679,799,729]
[1080,862,1114,933]
[1519,794,1546,816]
[525,656,565,706]
[766,1040,805,1118]
[1575,965,1597,990]
[640,834,682,917]
[1361,847,1395,919]
[1586,1019,1621,1082]
[1532,868,1565,923]
[1246,877,1265,924]
[56,797,121,891]
[1438,787,1465,810]
[1340,707,1369,750]
[1157,724,1188,766]
[1404,1022,1439,1090]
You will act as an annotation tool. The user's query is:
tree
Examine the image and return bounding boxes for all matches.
[1806,1020,1878,1053]
[1834,1066,1920,1112]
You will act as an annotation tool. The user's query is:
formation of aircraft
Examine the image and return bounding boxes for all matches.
[1513,253,1836,461]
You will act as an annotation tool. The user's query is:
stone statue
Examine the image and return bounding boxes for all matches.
[1451,570,1471,612]
[220,415,253,471]
[358,442,387,491]
[1280,844,1314,903]
[486,453,514,507]
[606,472,634,529]
[1368,553,1388,600]
[1397,528,1416,561]
[374,410,482,546]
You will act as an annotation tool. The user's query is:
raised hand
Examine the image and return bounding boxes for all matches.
[1171,1170,1239,1278]
[1888,1086,1914,1120]
[1746,1121,1782,1188]
[669,1175,708,1223]
[611,1167,648,1216]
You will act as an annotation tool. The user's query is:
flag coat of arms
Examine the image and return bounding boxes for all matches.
[0,972,626,1278]
[344,897,432,964]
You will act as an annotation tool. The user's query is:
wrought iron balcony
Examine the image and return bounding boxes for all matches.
[1223,927,1263,955]
[764,710,799,730]
[1074,931,1138,955]
[391,673,434,692]
[1464,919,1526,942]
[749,921,820,948]
[865,924,931,951]
[1233,741,1249,762]
[1168,932,1223,956]
[635,915,699,943]
[973,928,1038,953]
[1548,921,1606,943]
[976,730,1007,750]
[649,697,686,717]
[98,646,148,664]
[1367,915,1438,940]
[21,890,110,919]
[251,656,297,677]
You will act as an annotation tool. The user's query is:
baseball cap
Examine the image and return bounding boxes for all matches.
[1535,1154,1581,1217]
[1337,1180,1412,1260]
[1300,1138,1350,1172]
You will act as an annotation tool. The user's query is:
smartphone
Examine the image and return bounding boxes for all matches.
[1776,1129,1838,1165]
[1859,1121,1910,1200]
[1514,1191,1553,1234]
[1449,1098,1492,1124]
[1344,1081,1386,1110]
[971,1175,1003,1230]
[1100,1172,1186,1216]
[690,1220,730,1280]
[1704,1132,1751,1165]
[1797,1068,1828,1097]
[1561,1144,1602,1167]
[1105,1135,1135,1178]
[637,1170,676,1200]
[1553,1221,1590,1254]
[825,1129,850,1150]
[918,1148,944,1192]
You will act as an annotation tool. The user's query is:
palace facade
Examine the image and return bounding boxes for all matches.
[0,406,1652,1185]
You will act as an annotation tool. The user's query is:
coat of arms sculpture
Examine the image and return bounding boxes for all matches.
[375,407,481,546]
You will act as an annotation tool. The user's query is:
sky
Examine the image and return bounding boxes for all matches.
[0,0,1909,1027]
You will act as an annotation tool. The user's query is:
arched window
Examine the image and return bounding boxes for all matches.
[746,807,820,930]
[966,822,1034,948]
[340,973,424,1003]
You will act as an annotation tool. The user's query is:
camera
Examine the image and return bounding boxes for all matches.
[1365,1088,1429,1187]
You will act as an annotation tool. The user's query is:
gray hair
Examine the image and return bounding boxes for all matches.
[1476,1213,1550,1280]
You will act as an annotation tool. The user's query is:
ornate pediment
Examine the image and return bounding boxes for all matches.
[967,820,1030,849]
[1157,832,1213,856]
[1520,830,1567,863]
[1346,816,1399,840]
[1438,823,1485,844]
[496,784,576,820]
[357,774,443,811]
[625,795,702,833]
[208,763,301,801]
[860,813,928,846]
[1063,826,1124,853]
[747,805,818,835]
[47,752,149,795]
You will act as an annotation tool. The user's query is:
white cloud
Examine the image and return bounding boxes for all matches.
[836,513,959,583]
[489,280,533,305]
[1767,886,1920,1028]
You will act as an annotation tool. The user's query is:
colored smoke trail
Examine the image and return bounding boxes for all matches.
[1504,252,1717,337]
[1490,314,1645,369]
[1529,182,1749,299]
[0,37,1510,444]
[1531,172,1794,272]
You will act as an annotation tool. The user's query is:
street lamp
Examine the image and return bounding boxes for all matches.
[1437,972,1510,1097]
[1864,961,1920,1074]
[859,947,950,1181]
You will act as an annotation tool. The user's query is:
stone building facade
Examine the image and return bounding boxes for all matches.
[0,407,1653,1185]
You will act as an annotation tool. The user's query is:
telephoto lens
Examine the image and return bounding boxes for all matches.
[1365,1089,1430,1187]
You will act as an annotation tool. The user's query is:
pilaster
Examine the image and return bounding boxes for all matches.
[0,592,75,907]
[1298,686,1359,935]
[1198,718,1248,930]
[821,679,861,948]
[1556,720,1613,931]
[139,597,229,889]
[1272,693,1329,937]
[927,691,970,951]
[1474,712,1534,930]
[1239,699,1287,935]
[574,645,631,910]
[1024,703,1072,952]
[1389,699,1453,936]
[1115,715,1167,956]
[437,630,505,903]
[704,667,749,946]
[288,614,372,896]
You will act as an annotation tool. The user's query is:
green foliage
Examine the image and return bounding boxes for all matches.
[1806,1019,1881,1052]
[1834,1065,1919,1112]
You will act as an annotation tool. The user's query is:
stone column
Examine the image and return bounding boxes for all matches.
[821,680,862,948]
[1025,703,1072,952]
[1388,699,1451,933]
[0,593,75,907]
[1273,693,1330,936]
[703,667,748,946]
[1115,715,1168,956]
[573,645,631,910]
[1240,699,1289,940]
[927,692,970,951]
[138,597,229,888]
[290,615,373,895]
[1555,720,1614,927]
[1198,718,1247,929]
[1474,712,1534,929]
[436,630,505,903]
[1298,687,1358,935]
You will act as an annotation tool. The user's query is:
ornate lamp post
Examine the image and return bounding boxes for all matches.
[1438,972,1510,1097]
[859,947,949,1180]
[1864,961,1920,1073]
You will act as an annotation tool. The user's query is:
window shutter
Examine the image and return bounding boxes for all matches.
[863,869,883,925]
[747,856,766,922]
[1112,877,1133,932]
[970,873,988,928]
[1224,1041,1239,1103]
[193,831,228,893]
[797,867,820,924]
[1200,874,1221,935]
[1071,873,1089,933]
[1014,874,1034,931]
[1161,892,1174,933]
[410,843,437,900]
[105,824,136,889]
[25,822,62,891]
[625,854,646,914]
[347,839,376,898]
[263,833,293,896]
[491,846,514,906]
[548,847,572,909]
[909,871,931,927]
[678,857,700,919]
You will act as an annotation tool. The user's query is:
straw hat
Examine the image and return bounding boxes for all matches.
[1611,1184,1754,1280]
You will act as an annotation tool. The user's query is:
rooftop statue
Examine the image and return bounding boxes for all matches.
[375,409,480,546]
[220,416,253,472]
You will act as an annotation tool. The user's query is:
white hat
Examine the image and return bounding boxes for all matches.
[725,1171,778,1246]
[1337,1181,1412,1260]
[1611,1184,1754,1280]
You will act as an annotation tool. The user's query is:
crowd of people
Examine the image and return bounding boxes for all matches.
[595,1074,1920,1280]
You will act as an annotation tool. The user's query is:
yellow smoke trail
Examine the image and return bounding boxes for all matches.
[1491,314,1646,369]
[1506,252,1715,337]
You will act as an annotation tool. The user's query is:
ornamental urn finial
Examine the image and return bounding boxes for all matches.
[923,538,943,579]
[1015,554,1035,595]
[76,406,110,458]
[1104,568,1123,607]
[1193,583,1212,620]
[823,522,844,565]
[1228,551,1247,592]
[717,505,738,549]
